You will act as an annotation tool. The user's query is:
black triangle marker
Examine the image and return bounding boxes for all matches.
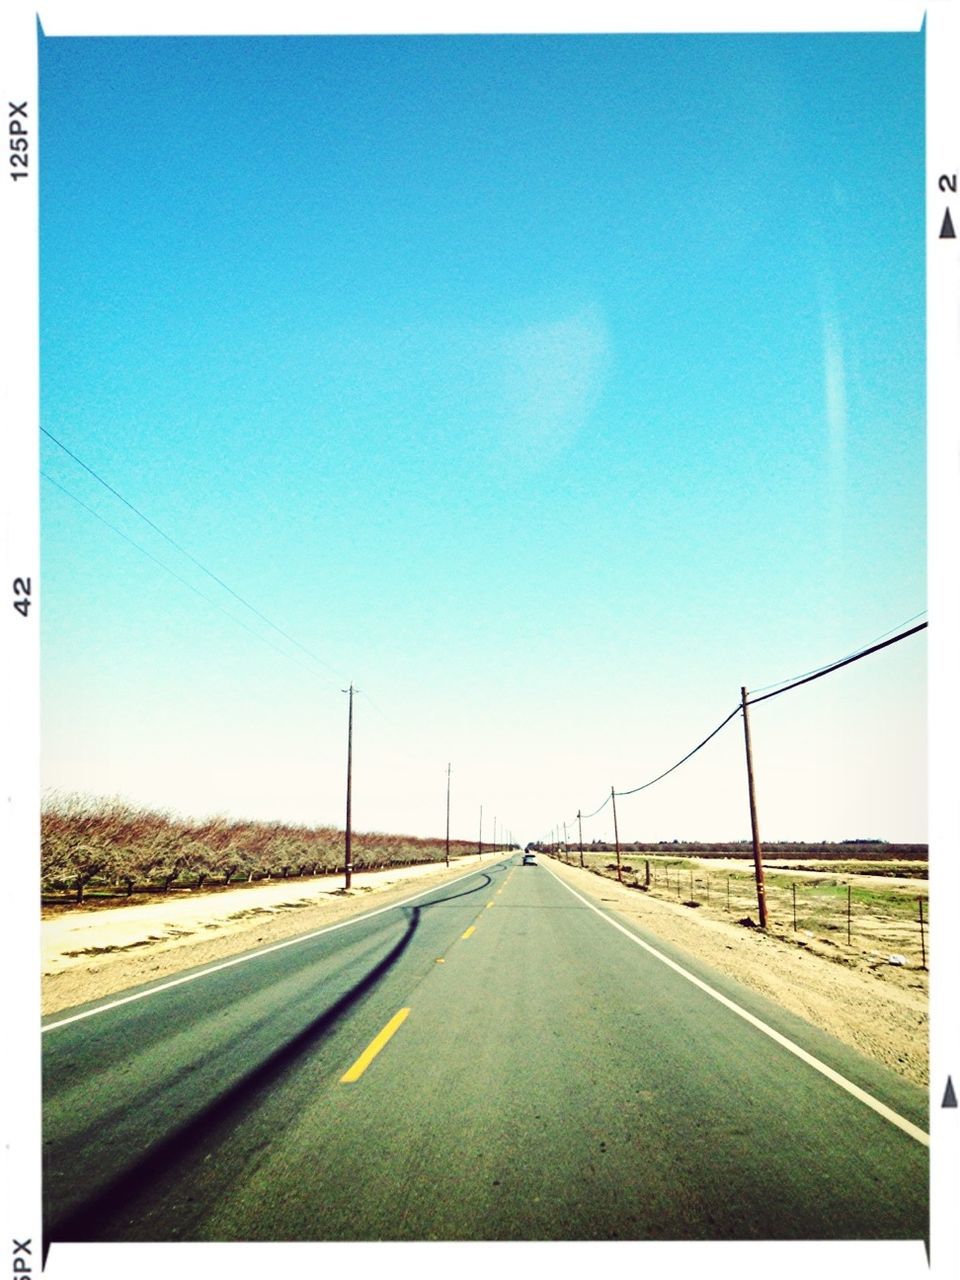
[943,1075,958,1107]
[940,208,956,239]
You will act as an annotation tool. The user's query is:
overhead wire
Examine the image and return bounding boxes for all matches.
[615,704,742,797]
[41,426,344,680]
[576,792,612,822]
[749,610,928,695]
[564,619,927,831]
[746,621,927,706]
[42,472,328,684]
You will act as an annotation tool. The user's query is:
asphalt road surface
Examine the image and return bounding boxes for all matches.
[42,854,928,1242]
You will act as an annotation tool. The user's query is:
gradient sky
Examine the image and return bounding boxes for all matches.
[39,30,926,843]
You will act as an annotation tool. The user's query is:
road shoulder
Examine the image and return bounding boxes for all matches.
[41,856,500,1016]
[545,856,928,1088]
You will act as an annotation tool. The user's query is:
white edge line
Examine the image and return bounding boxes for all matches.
[42,857,509,1033]
[544,862,929,1148]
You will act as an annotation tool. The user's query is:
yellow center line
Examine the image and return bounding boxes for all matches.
[486,900,495,908]
[340,1008,410,1083]
[461,925,476,939]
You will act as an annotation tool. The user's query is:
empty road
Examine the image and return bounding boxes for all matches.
[42,854,928,1242]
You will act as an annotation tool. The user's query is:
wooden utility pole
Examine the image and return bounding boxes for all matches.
[563,821,568,862]
[493,816,497,854]
[611,787,623,883]
[445,762,451,867]
[343,683,355,890]
[740,686,768,928]
[577,809,584,867]
[478,804,483,858]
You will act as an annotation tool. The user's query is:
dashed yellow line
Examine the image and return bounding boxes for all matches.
[340,1008,410,1083]
[461,925,476,939]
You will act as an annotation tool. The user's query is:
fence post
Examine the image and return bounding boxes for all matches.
[846,884,852,945]
[919,896,926,970]
[740,686,769,928]
[792,882,797,931]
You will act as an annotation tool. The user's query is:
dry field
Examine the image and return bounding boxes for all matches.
[564,850,929,988]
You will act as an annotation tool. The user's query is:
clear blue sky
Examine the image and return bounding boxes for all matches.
[39,31,926,843]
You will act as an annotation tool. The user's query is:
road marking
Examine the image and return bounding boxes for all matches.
[435,958,445,964]
[486,900,495,908]
[544,865,929,1148]
[461,926,476,939]
[340,1008,410,1083]
[42,859,513,1033]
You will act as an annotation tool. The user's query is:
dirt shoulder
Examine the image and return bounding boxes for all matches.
[41,856,497,1017]
[546,857,928,1088]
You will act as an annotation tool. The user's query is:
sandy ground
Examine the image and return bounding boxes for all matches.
[41,857,490,1017]
[547,857,928,1088]
[687,855,928,889]
[40,851,927,1088]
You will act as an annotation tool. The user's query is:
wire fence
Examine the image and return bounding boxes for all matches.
[550,851,929,971]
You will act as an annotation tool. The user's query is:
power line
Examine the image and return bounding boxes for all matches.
[746,621,927,707]
[565,619,927,827]
[749,610,928,695]
[578,792,612,822]
[41,426,344,680]
[615,704,742,797]
[42,472,328,683]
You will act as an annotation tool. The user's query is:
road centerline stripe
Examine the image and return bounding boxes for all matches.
[340,1008,410,1083]
[543,863,929,1148]
[461,926,476,939]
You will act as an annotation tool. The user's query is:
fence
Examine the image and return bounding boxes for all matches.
[553,850,928,970]
[549,619,928,935]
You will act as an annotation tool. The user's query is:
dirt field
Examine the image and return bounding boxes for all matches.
[574,852,930,975]
[40,850,927,1088]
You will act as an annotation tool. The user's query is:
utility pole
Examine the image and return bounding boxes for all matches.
[493,816,497,854]
[577,809,584,867]
[342,683,355,890]
[478,804,483,858]
[445,762,451,867]
[563,821,568,863]
[740,686,768,928]
[611,786,623,883]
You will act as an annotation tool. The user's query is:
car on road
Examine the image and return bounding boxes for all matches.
[522,852,537,866]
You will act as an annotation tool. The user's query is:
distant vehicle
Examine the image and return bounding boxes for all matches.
[522,852,537,866]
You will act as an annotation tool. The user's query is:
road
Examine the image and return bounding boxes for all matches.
[42,854,928,1242]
